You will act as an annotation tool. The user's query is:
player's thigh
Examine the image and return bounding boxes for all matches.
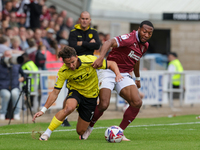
[120,85,142,107]
[76,116,90,135]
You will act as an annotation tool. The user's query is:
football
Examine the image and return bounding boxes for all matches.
[104,126,124,143]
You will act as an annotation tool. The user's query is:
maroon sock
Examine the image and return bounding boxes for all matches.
[89,105,104,127]
[119,106,140,130]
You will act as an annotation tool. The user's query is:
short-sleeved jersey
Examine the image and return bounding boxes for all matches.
[54,55,107,98]
[107,30,149,73]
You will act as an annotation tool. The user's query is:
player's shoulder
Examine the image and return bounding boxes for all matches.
[90,27,97,31]
[79,55,97,63]
[58,64,69,73]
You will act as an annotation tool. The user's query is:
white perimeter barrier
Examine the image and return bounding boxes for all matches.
[24,70,200,110]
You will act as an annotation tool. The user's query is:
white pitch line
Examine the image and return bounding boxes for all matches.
[0,121,200,136]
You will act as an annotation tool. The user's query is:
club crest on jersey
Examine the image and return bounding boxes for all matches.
[121,34,129,40]
[89,34,93,38]
[86,67,90,72]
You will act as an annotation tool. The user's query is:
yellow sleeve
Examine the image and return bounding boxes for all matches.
[97,59,107,70]
[54,70,66,89]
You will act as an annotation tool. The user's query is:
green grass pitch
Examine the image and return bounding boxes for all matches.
[0,115,200,150]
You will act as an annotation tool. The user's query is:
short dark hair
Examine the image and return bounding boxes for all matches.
[168,52,178,58]
[58,46,77,60]
[140,20,154,29]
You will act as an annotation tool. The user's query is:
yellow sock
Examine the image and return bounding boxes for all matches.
[48,116,63,131]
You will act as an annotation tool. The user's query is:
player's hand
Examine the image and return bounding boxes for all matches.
[32,111,44,122]
[115,74,124,82]
[90,39,96,43]
[135,80,141,88]
[92,57,104,68]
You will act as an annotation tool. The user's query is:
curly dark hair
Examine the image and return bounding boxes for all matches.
[58,46,77,60]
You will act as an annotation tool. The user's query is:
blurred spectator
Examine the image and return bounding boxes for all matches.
[59,10,67,19]
[19,26,29,50]
[40,5,51,21]
[26,28,34,39]
[0,35,23,54]
[35,44,46,70]
[167,52,184,88]
[17,13,26,27]
[11,0,20,12]
[46,28,55,45]
[57,29,69,42]
[0,35,12,53]
[41,28,47,39]
[2,20,9,34]
[9,11,18,28]
[5,27,14,39]
[40,19,49,29]
[0,50,26,120]
[0,11,2,28]
[98,32,105,45]
[48,20,55,29]
[48,5,57,16]
[2,1,12,20]
[21,52,39,109]
[59,39,68,49]
[11,35,22,50]
[51,12,58,21]
[56,16,64,31]
[54,23,60,34]
[34,28,50,50]
[12,26,19,36]
[28,0,44,29]
[63,17,74,32]
[45,40,63,71]
[105,33,110,41]
[26,38,37,55]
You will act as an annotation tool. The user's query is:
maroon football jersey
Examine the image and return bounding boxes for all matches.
[107,30,149,73]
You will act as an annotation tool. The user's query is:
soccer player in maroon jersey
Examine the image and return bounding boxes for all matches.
[80,20,154,141]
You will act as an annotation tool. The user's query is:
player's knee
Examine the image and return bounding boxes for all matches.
[63,106,75,115]
[129,98,142,108]
[98,101,109,111]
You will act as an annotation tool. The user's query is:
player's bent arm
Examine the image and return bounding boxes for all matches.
[99,38,117,60]
[107,60,123,82]
[92,39,118,68]
[32,88,61,122]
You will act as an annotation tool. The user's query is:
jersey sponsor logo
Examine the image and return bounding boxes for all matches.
[73,73,89,81]
[128,50,140,61]
[78,35,82,38]
[89,33,93,38]
[121,34,129,40]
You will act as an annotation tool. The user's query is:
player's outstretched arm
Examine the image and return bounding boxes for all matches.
[32,88,60,122]
[107,60,123,82]
[92,38,117,68]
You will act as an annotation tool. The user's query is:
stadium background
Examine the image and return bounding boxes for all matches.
[1,0,200,125]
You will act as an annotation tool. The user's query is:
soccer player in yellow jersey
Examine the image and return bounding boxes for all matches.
[32,46,123,141]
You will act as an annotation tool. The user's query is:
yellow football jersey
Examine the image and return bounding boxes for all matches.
[54,55,107,98]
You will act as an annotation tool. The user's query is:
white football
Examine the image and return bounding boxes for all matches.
[105,126,124,143]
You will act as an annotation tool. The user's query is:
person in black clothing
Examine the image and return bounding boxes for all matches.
[68,11,101,56]
[28,0,44,29]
